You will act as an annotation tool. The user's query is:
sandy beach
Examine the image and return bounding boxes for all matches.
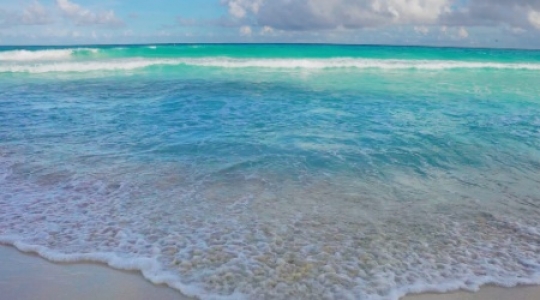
[1,245,539,300]
[402,285,540,300]
[0,245,191,300]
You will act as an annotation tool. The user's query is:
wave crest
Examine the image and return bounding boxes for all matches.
[1,57,540,73]
[0,48,99,62]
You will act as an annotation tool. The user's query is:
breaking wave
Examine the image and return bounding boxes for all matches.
[0,48,99,62]
[1,57,540,73]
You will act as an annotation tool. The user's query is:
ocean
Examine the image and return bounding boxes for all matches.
[1,44,540,300]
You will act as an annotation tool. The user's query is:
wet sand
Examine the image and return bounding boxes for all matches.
[402,285,540,300]
[1,245,539,300]
[0,245,190,300]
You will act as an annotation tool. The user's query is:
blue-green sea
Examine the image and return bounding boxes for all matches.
[1,44,540,300]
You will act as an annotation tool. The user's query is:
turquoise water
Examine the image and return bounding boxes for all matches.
[1,44,540,300]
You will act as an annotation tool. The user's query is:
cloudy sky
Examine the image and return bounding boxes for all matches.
[1,0,540,47]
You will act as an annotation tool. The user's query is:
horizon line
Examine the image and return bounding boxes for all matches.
[1,42,539,52]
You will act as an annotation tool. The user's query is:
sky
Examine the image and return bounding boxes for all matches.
[1,0,540,48]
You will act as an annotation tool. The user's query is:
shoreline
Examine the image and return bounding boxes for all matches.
[0,245,192,300]
[1,244,539,300]
[402,284,540,300]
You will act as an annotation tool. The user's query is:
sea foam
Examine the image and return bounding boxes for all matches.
[2,157,540,300]
[1,57,540,73]
[0,48,99,61]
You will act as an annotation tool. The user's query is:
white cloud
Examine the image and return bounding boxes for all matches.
[223,0,450,30]
[458,26,468,38]
[440,0,540,31]
[228,1,247,18]
[240,25,252,36]
[511,27,526,34]
[529,10,540,30]
[439,25,469,40]
[370,0,449,23]
[21,2,52,25]
[225,0,263,18]
[221,0,540,35]
[260,25,274,35]
[414,26,429,35]
[56,0,123,27]
[0,1,52,27]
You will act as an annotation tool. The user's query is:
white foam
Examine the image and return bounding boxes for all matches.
[2,164,540,300]
[0,239,227,300]
[0,59,166,73]
[183,58,540,70]
[0,48,98,62]
[0,49,75,61]
[1,57,540,73]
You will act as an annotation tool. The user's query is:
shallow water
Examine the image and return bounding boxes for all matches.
[1,44,540,300]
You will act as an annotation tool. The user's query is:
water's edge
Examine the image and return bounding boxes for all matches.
[2,238,540,300]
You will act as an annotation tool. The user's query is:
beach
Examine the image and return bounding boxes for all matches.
[0,245,190,300]
[2,245,540,300]
[1,44,540,300]
[404,286,540,300]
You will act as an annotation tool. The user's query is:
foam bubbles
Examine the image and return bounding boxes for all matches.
[183,58,540,71]
[0,49,74,61]
[1,156,540,300]
[0,48,99,62]
[2,57,540,74]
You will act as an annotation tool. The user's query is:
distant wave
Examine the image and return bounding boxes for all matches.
[181,58,540,70]
[2,57,540,73]
[0,48,99,61]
